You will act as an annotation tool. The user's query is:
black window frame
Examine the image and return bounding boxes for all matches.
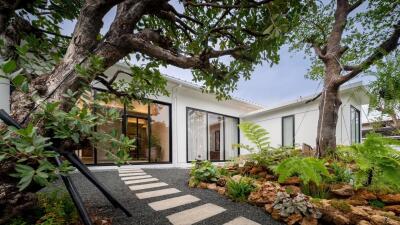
[282,115,295,147]
[350,105,361,144]
[186,107,240,162]
[83,87,172,165]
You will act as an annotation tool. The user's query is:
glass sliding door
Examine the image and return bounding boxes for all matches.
[187,109,207,161]
[187,107,239,162]
[126,116,149,162]
[150,103,170,162]
[208,114,224,161]
[224,117,239,160]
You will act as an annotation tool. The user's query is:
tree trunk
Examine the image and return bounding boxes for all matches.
[316,59,342,157]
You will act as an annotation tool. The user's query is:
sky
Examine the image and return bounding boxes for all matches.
[60,2,372,117]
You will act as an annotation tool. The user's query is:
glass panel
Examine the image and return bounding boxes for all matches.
[76,91,95,164]
[351,107,360,144]
[282,116,294,147]
[127,101,148,117]
[96,117,123,164]
[208,113,224,161]
[127,117,149,163]
[187,109,207,161]
[150,103,170,162]
[224,117,239,160]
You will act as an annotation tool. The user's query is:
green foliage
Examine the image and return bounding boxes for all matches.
[288,0,400,81]
[236,122,299,167]
[327,162,352,184]
[190,160,220,183]
[301,183,330,199]
[369,199,385,209]
[36,189,79,225]
[0,124,73,191]
[226,177,255,202]
[274,157,330,186]
[338,133,400,193]
[368,53,400,133]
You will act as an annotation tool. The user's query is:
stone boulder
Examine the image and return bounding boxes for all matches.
[384,205,400,215]
[207,183,217,190]
[217,186,226,195]
[330,184,355,197]
[279,176,301,185]
[370,215,400,225]
[248,182,280,206]
[378,194,400,204]
[351,189,377,201]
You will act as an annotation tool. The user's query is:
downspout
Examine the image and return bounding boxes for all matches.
[171,84,181,166]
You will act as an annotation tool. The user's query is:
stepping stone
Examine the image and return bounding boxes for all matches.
[125,178,159,185]
[119,172,146,177]
[223,217,261,225]
[167,203,226,225]
[136,188,181,199]
[119,170,144,173]
[129,182,168,191]
[121,175,152,181]
[148,195,200,211]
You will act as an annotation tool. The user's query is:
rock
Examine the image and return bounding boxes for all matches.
[286,213,303,225]
[357,220,372,225]
[216,177,227,187]
[207,183,217,190]
[231,175,242,182]
[265,174,276,181]
[346,199,368,206]
[280,176,301,185]
[250,166,264,175]
[248,182,279,205]
[265,204,273,213]
[257,171,268,178]
[217,186,226,195]
[199,182,208,189]
[271,208,281,221]
[378,194,400,204]
[370,215,400,225]
[384,205,400,215]
[331,184,355,197]
[349,206,370,223]
[284,185,302,195]
[300,216,318,225]
[352,189,377,201]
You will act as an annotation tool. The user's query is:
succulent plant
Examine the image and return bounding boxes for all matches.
[273,192,322,218]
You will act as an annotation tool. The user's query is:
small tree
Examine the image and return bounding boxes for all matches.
[288,0,400,157]
[368,53,400,134]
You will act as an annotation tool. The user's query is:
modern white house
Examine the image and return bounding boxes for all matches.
[0,64,368,167]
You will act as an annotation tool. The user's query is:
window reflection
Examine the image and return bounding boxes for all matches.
[208,114,223,161]
[150,104,170,162]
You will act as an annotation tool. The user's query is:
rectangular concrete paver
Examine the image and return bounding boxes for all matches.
[149,195,200,211]
[136,188,181,199]
[119,172,146,177]
[167,203,226,225]
[121,175,152,181]
[223,217,261,225]
[124,178,159,185]
[119,170,144,173]
[129,182,168,191]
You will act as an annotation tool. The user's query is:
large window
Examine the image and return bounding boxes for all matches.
[282,115,295,147]
[77,89,171,165]
[350,106,361,144]
[187,108,239,162]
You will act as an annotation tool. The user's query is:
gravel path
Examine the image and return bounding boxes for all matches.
[54,168,283,225]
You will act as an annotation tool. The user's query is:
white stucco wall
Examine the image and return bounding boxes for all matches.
[0,78,10,113]
[240,90,366,152]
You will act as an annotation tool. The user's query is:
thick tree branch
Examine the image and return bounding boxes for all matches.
[348,0,365,13]
[183,0,273,9]
[337,21,400,85]
[326,0,350,56]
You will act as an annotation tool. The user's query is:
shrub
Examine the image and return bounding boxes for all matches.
[338,133,400,192]
[369,199,385,209]
[301,183,330,199]
[235,122,299,167]
[36,189,79,225]
[274,157,330,186]
[190,160,219,184]
[327,162,352,184]
[226,177,255,202]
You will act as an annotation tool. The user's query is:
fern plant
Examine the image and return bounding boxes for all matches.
[190,160,220,184]
[226,177,255,202]
[274,157,330,186]
[236,122,298,167]
[338,133,400,193]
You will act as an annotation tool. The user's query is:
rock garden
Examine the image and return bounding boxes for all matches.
[188,122,400,225]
